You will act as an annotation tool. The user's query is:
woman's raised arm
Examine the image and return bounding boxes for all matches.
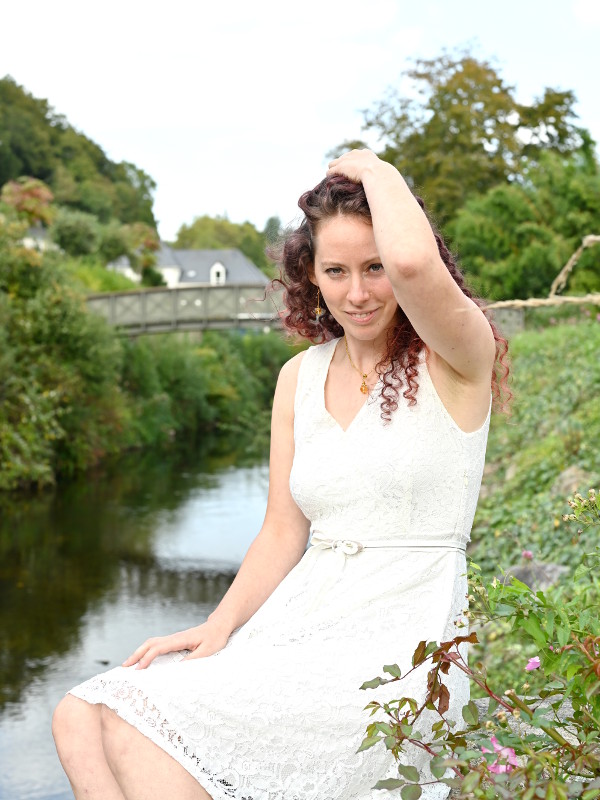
[327,150,496,386]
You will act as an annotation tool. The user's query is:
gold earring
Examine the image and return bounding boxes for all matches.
[314,288,325,320]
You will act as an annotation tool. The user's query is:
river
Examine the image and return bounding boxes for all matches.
[0,440,269,800]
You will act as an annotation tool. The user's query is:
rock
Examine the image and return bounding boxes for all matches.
[479,461,504,499]
[551,465,592,499]
[483,461,501,478]
[504,462,518,483]
[502,561,569,592]
[478,483,491,501]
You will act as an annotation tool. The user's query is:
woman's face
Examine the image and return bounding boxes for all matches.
[311,214,399,346]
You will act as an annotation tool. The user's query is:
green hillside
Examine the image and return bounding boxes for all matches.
[0,76,155,226]
[471,320,600,573]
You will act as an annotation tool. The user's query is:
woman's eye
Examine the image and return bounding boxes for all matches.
[369,263,384,273]
[325,267,343,275]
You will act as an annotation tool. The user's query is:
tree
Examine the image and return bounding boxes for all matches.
[449,152,600,300]
[0,77,56,186]
[50,208,100,256]
[121,222,163,285]
[97,221,130,263]
[331,51,592,226]
[1,177,54,225]
[263,215,282,243]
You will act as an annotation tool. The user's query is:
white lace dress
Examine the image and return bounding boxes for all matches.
[69,338,490,800]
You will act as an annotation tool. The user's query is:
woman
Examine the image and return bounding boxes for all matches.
[53,150,507,800]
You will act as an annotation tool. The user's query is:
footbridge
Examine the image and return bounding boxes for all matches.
[86,284,526,338]
[86,284,284,335]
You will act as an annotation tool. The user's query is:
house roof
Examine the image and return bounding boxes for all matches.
[26,225,50,241]
[150,244,269,285]
[155,243,180,268]
[177,248,268,284]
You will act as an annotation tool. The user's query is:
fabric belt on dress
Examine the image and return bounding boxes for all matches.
[308,532,467,555]
[304,532,466,612]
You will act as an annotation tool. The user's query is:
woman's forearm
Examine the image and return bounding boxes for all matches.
[359,159,441,275]
[207,526,307,635]
[327,151,440,275]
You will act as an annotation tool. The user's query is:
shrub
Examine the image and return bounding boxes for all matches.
[51,207,100,255]
[360,490,600,799]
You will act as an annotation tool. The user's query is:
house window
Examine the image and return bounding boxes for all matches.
[210,262,226,286]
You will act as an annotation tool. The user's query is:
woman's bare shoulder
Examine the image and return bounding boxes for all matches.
[279,349,307,378]
[273,350,307,409]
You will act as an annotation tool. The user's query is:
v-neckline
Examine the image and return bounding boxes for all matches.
[321,339,379,434]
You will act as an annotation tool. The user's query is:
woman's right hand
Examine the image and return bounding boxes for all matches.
[122,618,232,670]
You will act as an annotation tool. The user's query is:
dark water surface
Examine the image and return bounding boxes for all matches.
[0,441,269,800]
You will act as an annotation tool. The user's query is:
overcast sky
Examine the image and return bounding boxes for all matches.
[2,0,599,241]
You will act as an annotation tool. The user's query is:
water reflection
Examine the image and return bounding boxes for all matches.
[0,439,268,800]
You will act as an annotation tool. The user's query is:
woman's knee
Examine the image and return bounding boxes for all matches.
[52,694,100,756]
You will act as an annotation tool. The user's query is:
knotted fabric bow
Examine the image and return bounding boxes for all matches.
[310,537,364,556]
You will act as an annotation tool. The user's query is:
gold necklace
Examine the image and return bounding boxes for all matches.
[344,336,376,395]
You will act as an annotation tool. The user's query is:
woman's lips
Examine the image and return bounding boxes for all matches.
[346,309,377,324]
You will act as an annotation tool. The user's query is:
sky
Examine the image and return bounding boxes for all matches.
[1,0,599,241]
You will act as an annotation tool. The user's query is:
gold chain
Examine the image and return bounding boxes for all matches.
[344,336,376,395]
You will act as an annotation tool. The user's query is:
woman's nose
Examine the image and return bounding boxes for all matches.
[346,277,369,305]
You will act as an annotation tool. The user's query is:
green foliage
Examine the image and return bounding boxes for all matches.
[51,206,100,255]
[360,510,600,797]
[331,51,592,226]
[471,321,600,576]
[0,220,123,487]
[140,264,166,286]
[0,76,156,227]
[0,215,301,490]
[451,153,600,299]
[263,215,282,244]
[174,214,274,276]
[1,175,159,286]
[117,331,305,455]
[563,489,600,528]
[0,176,54,225]
[59,256,137,293]
[97,219,130,263]
[118,337,209,447]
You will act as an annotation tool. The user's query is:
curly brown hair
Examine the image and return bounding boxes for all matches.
[270,174,510,419]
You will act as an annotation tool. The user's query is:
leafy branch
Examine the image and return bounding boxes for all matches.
[359,490,600,799]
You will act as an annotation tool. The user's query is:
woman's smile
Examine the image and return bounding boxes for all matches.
[345,309,379,323]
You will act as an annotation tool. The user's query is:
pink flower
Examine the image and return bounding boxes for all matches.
[482,736,518,774]
[522,550,533,560]
[525,656,541,671]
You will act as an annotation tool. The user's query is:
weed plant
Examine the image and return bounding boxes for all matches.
[361,491,600,799]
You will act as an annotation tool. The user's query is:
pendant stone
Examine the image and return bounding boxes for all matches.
[360,378,369,394]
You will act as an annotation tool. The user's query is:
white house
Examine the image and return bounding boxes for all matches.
[22,225,59,253]
[109,244,269,288]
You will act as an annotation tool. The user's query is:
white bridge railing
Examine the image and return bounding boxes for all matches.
[86,284,284,335]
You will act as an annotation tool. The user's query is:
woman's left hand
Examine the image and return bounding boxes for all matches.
[327,149,388,184]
